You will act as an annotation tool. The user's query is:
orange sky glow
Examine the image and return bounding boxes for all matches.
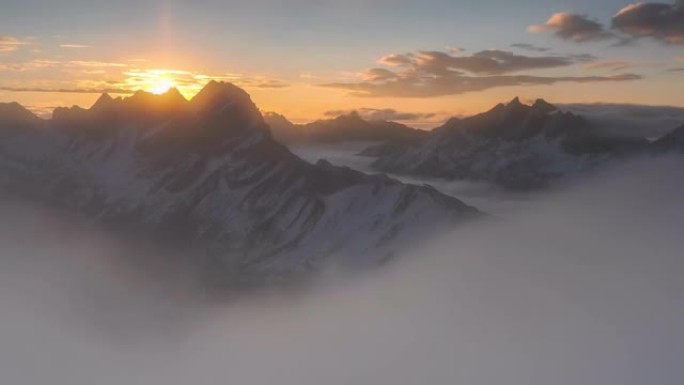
[1,0,683,126]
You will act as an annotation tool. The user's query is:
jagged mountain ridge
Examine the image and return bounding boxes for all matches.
[0,82,479,275]
[264,111,428,144]
[362,98,653,190]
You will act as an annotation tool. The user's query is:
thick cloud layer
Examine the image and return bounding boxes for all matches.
[377,50,579,75]
[324,49,640,98]
[529,13,614,42]
[0,156,683,385]
[613,0,684,44]
[532,1,684,45]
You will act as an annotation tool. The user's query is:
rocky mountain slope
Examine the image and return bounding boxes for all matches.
[361,98,652,190]
[264,111,427,145]
[0,82,479,277]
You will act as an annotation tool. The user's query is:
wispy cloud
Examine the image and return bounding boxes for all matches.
[0,59,127,72]
[0,86,133,94]
[239,78,289,89]
[323,108,437,121]
[0,58,288,98]
[0,36,27,52]
[59,44,90,49]
[69,61,126,67]
[584,60,633,71]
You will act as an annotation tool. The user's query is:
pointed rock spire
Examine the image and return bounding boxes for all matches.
[161,87,187,103]
[532,98,557,114]
[191,81,252,111]
[502,96,530,117]
[90,93,116,111]
[0,102,41,125]
[190,81,264,123]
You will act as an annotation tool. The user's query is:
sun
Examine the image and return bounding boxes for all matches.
[147,78,177,94]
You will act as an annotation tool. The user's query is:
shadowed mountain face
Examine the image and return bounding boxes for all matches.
[653,124,684,152]
[0,102,42,129]
[0,82,479,278]
[362,98,655,191]
[264,111,428,145]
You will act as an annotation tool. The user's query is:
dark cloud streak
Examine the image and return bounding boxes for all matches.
[511,43,551,52]
[323,108,436,121]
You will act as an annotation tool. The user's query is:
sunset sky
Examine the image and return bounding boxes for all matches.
[1,0,682,125]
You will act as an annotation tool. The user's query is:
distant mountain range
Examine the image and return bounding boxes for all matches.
[264,111,427,144]
[359,98,682,190]
[265,101,684,191]
[0,82,479,278]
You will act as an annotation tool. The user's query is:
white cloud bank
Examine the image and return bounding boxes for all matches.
[0,155,683,385]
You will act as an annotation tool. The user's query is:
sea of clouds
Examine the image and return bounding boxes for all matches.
[0,155,682,385]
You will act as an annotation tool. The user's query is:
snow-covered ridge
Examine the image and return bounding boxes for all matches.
[0,82,480,277]
[362,98,658,190]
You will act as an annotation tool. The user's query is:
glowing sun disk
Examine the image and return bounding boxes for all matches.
[148,78,177,94]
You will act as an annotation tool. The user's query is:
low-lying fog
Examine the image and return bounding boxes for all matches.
[290,141,538,215]
[1,155,683,385]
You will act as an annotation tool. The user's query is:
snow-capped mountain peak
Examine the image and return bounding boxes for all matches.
[363,98,652,190]
[0,84,480,278]
[533,98,558,114]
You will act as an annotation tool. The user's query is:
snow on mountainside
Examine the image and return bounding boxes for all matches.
[362,98,653,191]
[0,82,479,276]
[264,111,427,145]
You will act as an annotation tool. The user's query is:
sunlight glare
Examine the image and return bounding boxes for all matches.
[148,78,177,95]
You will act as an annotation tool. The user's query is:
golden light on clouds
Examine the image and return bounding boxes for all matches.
[0,36,27,52]
[122,69,250,98]
[59,44,90,49]
[125,70,184,95]
[147,78,177,94]
[119,68,287,98]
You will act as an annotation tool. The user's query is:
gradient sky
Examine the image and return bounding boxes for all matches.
[1,0,682,125]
